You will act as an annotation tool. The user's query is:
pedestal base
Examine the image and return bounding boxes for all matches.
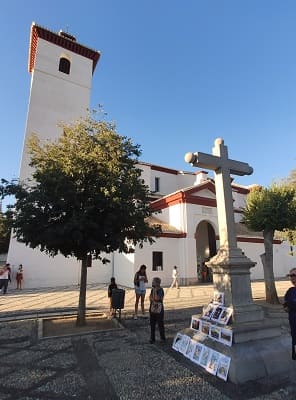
[181,316,294,384]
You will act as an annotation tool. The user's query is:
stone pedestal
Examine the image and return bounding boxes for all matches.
[207,247,264,323]
[182,325,294,384]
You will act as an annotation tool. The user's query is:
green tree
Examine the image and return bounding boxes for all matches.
[243,184,296,304]
[1,113,160,325]
[0,208,13,254]
[280,169,296,252]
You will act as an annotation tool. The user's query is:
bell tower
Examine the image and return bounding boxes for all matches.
[8,23,101,287]
[19,22,100,181]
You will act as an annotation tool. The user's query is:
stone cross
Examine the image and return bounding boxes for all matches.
[185,138,263,323]
[185,138,253,257]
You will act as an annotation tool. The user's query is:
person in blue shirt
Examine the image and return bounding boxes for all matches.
[284,268,296,360]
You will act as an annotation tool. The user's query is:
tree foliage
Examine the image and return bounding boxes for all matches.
[1,113,161,324]
[0,207,13,254]
[278,168,296,249]
[243,184,296,304]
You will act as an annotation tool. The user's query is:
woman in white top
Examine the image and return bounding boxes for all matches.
[134,264,148,319]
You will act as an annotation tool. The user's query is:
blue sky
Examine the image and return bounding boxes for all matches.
[1,0,296,197]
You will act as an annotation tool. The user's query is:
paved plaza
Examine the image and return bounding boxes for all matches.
[0,280,295,399]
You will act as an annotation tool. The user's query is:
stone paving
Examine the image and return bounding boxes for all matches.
[0,280,295,399]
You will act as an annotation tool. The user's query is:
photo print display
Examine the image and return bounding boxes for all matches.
[209,324,221,341]
[213,291,224,305]
[211,306,224,322]
[172,332,184,351]
[218,307,233,325]
[190,317,201,331]
[220,327,233,346]
[206,350,221,376]
[200,320,211,336]
[178,335,191,355]
[203,303,216,320]
[191,342,204,365]
[217,355,231,381]
[185,339,196,359]
[199,346,212,368]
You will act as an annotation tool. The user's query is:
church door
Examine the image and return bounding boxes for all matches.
[195,221,217,283]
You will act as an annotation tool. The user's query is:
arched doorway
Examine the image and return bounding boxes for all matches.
[195,221,217,283]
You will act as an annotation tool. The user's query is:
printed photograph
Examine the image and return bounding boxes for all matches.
[185,339,196,359]
[200,320,211,336]
[172,332,184,351]
[220,327,233,346]
[211,306,224,322]
[218,307,233,325]
[191,342,204,364]
[199,346,212,368]
[217,355,231,381]
[179,334,191,354]
[203,303,216,320]
[209,324,221,341]
[213,291,224,305]
[206,350,221,375]
[190,317,200,331]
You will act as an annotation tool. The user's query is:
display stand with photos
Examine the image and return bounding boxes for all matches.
[172,291,232,381]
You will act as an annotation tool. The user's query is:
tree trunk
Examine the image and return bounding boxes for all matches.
[76,255,88,326]
[262,228,280,304]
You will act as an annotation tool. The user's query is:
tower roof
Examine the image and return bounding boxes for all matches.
[28,22,100,74]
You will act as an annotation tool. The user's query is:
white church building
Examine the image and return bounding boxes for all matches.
[7,23,293,289]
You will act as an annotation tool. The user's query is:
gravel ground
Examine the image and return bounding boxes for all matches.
[0,314,296,400]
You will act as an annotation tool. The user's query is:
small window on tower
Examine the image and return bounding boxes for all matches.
[155,177,160,192]
[59,57,71,74]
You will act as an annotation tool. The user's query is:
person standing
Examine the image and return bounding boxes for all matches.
[0,263,10,295]
[149,277,166,344]
[107,277,118,317]
[170,266,179,289]
[201,261,208,283]
[134,264,148,319]
[284,267,296,360]
[16,265,24,290]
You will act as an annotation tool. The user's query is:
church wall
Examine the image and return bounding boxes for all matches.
[7,237,110,288]
[236,240,294,280]
[150,170,180,195]
[113,252,135,288]
[138,164,151,189]
[176,173,197,189]
[233,191,246,210]
[131,237,183,288]
[34,39,93,88]
[8,31,97,287]
[19,40,92,181]
[186,203,219,237]
[138,164,196,195]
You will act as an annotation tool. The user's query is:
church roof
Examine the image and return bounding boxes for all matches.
[146,216,185,237]
[28,23,100,73]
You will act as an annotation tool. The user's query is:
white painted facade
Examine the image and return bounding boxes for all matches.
[8,23,102,287]
[7,23,295,289]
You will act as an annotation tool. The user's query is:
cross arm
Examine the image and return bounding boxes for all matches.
[184,152,253,176]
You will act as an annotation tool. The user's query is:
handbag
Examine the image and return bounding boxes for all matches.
[150,300,162,314]
[150,288,163,314]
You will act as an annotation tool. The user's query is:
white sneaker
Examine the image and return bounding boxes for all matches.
[133,315,138,320]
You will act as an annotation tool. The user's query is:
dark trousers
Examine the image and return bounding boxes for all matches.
[150,311,165,341]
[0,279,8,294]
[289,313,296,359]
